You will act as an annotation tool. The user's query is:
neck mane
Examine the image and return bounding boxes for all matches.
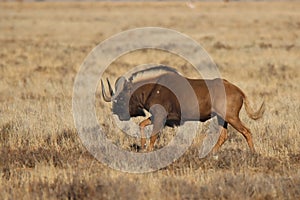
[126,65,180,83]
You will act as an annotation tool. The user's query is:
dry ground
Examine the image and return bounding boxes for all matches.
[0,1,300,199]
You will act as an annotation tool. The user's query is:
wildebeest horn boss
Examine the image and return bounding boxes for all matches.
[101,66,265,154]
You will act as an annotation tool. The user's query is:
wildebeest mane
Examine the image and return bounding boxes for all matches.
[127,65,180,83]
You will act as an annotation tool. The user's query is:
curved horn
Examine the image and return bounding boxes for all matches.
[106,78,114,96]
[101,79,112,102]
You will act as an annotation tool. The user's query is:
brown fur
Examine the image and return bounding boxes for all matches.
[102,66,265,153]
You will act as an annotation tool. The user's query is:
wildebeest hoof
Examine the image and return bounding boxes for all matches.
[130,144,142,152]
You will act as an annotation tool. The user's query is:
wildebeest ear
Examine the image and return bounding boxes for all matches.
[114,76,128,96]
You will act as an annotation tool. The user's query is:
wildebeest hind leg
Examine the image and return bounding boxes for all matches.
[211,127,228,154]
[228,117,255,153]
[210,116,228,154]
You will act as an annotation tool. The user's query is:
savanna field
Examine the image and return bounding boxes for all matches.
[0,1,300,199]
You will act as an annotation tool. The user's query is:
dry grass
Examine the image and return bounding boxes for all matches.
[0,1,300,199]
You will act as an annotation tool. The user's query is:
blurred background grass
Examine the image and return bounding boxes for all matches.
[0,1,299,199]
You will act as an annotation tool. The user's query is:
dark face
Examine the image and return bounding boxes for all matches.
[112,89,131,121]
[112,83,146,121]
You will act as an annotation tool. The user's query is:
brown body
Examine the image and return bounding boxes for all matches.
[102,66,265,154]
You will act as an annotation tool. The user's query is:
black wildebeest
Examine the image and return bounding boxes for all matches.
[101,66,265,154]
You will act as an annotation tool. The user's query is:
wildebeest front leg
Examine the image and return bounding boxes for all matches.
[148,118,165,151]
[148,104,167,151]
[139,118,152,150]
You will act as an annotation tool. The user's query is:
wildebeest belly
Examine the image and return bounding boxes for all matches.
[165,112,215,127]
[165,119,181,127]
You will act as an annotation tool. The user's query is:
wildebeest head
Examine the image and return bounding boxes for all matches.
[101,66,180,121]
[101,76,139,121]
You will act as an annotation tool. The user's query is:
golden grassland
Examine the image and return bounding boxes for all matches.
[0,1,300,199]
